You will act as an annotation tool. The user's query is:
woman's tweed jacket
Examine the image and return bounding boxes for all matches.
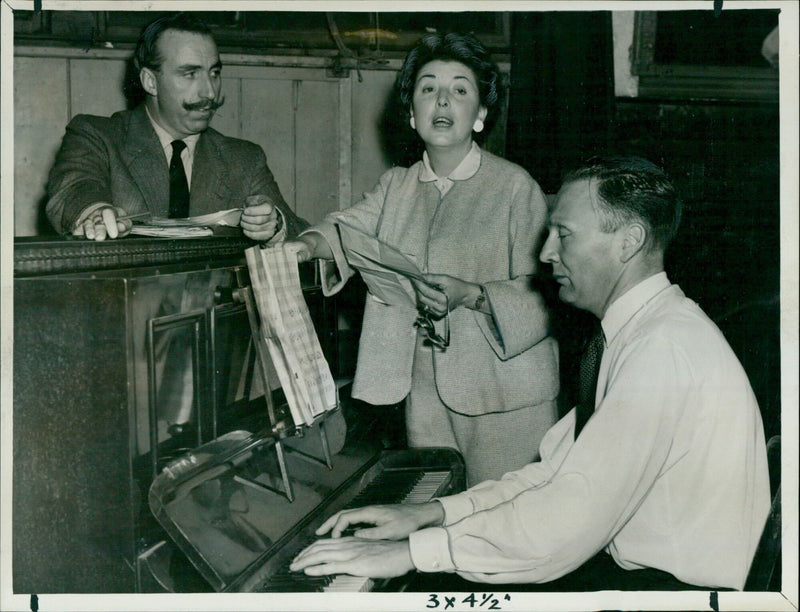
[307,148,559,416]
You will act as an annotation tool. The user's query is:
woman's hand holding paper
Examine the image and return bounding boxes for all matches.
[412,273,476,317]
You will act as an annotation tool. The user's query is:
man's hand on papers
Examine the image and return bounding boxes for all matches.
[72,204,133,241]
[241,194,281,241]
[412,273,472,317]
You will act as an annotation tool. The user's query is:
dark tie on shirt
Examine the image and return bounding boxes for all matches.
[574,324,605,439]
[169,139,189,218]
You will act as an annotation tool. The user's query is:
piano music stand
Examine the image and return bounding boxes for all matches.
[231,278,337,503]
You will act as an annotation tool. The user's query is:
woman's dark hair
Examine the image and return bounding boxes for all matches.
[133,12,214,73]
[396,32,501,113]
[563,155,683,252]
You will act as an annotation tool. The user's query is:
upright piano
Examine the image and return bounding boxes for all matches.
[12,236,464,593]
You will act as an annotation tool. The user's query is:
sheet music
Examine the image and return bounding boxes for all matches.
[144,208,243,227]
[129,226,214,238]
[335,219,425,307]
[245,243,337,427]
[128,208,243,238]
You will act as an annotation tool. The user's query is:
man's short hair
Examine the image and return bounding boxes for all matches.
[133,13,214,73]
[563,155,683,252]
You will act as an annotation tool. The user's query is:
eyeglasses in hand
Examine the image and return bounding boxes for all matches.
[414,296,450,349]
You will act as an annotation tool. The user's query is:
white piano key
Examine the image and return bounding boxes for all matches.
[324,575,374,592]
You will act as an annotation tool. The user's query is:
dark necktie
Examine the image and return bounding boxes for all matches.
[169,139,190,218]
[574,324,605,439]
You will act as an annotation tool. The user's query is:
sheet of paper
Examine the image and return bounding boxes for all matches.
[129,226,214,238]
[245,244,337,428]
[143,208,243,227]
[336,219,425,307]
[127,208,242,238]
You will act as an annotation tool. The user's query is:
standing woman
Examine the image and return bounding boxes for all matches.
[286,33,558,486]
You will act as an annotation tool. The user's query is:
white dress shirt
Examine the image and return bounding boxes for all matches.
[409,272,770,590]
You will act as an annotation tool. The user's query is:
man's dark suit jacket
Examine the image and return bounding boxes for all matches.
[45,104,306,237]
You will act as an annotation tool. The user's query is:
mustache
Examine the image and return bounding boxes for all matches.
[183,96,225,112]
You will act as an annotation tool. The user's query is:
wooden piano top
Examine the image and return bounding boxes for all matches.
[14,234,254,277]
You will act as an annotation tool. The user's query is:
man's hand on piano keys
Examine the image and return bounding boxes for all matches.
[315,502,445,540]
[289,537,414,579]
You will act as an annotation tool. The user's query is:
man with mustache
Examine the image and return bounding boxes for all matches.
[46,12,305,242]
[42,13,309,436]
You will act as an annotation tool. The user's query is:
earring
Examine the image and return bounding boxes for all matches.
[473,118,484,133]
[410,116,416,130]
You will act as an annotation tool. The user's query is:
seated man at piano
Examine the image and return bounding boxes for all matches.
[45,12,306,242]
[290,156,771,592]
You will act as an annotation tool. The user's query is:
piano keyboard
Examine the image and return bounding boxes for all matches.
[401,470,451,503]
[255,469,450,592]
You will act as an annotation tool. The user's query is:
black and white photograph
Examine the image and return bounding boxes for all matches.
[1,1,797,611]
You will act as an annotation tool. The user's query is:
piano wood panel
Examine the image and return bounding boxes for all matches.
[14,277,138,593]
